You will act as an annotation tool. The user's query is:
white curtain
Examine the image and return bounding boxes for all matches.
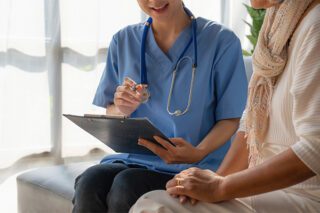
[184,0,221,21]
[0,0,250,169]
[60,0,141,158]
[0,0,51,168]
[0,0,140,168]
[225,0,252,50]
[185,0,251,49]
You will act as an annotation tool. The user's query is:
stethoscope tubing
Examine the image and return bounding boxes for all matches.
[140,17,152,85]
[140,7,198,116]
[141,7,197,84]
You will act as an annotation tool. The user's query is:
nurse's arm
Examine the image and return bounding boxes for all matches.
[196,118,240,161]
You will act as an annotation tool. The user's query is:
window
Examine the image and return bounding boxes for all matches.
[0,0,250,167]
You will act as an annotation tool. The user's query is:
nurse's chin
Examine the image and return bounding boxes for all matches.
[150,6,170,17]
[150,3,169,14]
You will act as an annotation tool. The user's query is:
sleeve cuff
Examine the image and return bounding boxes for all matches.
[237,110,247,133]
[92,95,113,109]
[291,138,320,176]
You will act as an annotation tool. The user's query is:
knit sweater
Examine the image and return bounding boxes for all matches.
[240,4,320,201]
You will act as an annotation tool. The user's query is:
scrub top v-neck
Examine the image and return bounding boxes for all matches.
[93,17,248,174]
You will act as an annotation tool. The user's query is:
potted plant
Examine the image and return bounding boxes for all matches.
[242,3,266,56]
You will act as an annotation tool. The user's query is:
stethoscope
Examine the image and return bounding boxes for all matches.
[137,7,198,116]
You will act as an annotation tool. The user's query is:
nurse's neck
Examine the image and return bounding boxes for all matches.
[151,9,191,53]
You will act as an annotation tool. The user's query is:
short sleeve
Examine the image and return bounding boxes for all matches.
[92,36,119,108]
[214,37,248,121]
[238,110,247,133]
[290,22,320,175]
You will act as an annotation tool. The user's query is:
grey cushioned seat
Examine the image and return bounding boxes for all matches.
[17,161,96,213]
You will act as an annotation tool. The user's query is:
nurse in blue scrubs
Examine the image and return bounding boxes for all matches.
[72,0,247,212]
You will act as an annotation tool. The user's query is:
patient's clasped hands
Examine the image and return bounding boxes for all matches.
[166,167,225,205]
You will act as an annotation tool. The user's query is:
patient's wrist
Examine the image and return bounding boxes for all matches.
[217,175,231,202]
[208,175,228,203]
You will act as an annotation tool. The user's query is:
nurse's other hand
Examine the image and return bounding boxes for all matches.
[166,167,225,203]
[113,79,143,116]
[138,136,204,164]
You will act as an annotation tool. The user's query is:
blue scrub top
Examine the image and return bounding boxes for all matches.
[93,17,247,174]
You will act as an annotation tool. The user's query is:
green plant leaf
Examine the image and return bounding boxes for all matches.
[252,20,262,37]
[258,9,266,17]
[247,35,257,48]
[242,3,265,55]
[242,49,252,56]
[243,19,252,28]
[243,3,259,18]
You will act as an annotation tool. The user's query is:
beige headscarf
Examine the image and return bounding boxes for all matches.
[246,0,313,165]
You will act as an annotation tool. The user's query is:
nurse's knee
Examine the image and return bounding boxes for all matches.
[107,170,136,202]
[107,169,148,211]
[74,164,112,200]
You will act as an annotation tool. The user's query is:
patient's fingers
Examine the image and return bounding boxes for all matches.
[167,184,186,196]
[166,174,184,188]
[190,198,198,205]
[179,195,188,204]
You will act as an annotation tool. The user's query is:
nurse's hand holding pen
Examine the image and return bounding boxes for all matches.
[138,136,203,164]
[112,77,144,116]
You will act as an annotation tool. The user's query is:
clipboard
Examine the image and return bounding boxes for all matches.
[63,114,172,155]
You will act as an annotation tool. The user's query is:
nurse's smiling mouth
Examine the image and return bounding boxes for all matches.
[150,3,169,14]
